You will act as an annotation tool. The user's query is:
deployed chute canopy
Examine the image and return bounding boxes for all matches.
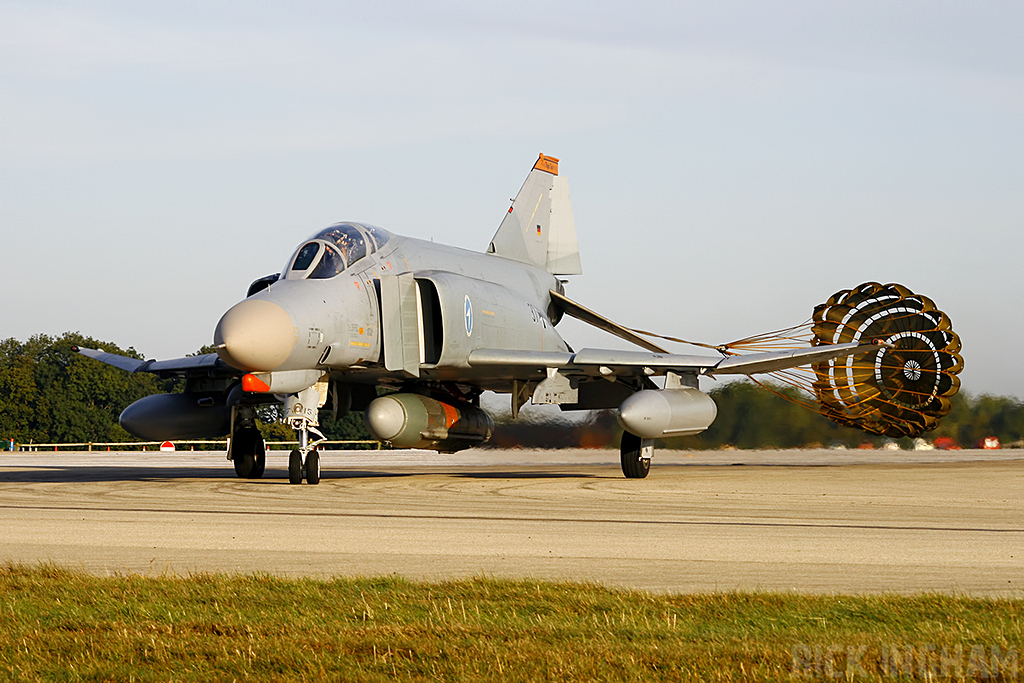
[810,282,963,437]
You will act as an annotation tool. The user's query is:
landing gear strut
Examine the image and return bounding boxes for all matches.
[620,431,653,479]
[285,385,327,485]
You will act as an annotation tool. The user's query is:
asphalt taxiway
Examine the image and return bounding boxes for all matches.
[1,448,1022,595]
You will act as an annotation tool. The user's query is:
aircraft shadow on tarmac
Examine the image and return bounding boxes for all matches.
[452,471,598,480]
[0,466,402,484]
[0,466,243,484]
[0,467,595,484]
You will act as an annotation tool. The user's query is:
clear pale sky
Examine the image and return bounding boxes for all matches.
[2,1,1021,398]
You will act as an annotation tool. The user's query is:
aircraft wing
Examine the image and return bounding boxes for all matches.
[468,341,878,379]
[73,346,238,378]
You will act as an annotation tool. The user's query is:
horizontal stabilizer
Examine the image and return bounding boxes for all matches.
[549,290,668,353]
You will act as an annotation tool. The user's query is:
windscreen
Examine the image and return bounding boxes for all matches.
[291,242,321,271]
[309,244,346,279]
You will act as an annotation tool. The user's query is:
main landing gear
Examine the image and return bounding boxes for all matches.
[620,431,653,479]
[230,425,266,479]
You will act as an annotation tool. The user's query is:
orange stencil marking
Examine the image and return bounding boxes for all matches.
[442,402,459,428]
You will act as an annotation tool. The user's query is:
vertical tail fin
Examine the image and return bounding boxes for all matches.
[486,153,583,275]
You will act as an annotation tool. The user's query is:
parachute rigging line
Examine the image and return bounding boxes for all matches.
[626,281,963,438]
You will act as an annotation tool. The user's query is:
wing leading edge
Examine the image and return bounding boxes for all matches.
[73,346,236,378]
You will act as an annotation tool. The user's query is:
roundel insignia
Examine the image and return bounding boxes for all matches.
[464,295,473,337]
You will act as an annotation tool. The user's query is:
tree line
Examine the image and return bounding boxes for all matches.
[0,333,367,446]
[665,381,1024,450]
[1,332,1021,449]
[488,382,1024,450]
[0,333,169,445]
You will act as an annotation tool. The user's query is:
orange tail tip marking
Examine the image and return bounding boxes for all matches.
[533,153,559,175]
[242,373,272,393]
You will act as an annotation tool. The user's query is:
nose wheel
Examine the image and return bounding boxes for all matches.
[287,419,325,485]
[305,450,320,485]
[288,449,303,484]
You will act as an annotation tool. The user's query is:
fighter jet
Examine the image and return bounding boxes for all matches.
[76,154,878,483]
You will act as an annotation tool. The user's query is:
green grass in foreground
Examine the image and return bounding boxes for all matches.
[1,565,1022,681]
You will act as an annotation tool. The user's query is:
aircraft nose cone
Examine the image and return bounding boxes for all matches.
[214,299,296,371]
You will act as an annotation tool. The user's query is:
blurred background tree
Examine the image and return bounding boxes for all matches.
[0,333,173,444]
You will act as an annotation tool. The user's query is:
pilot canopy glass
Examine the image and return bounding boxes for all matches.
[316,224,368,264]
[285,223,392,280]
[361,223,391,250]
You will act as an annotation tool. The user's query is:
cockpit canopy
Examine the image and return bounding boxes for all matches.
[285,222,391,280]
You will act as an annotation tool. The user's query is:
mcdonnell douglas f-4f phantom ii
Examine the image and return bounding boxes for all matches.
[76,154,963,483]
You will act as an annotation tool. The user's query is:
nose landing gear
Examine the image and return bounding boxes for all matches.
[285,385,327,485]
[287,423,325,485]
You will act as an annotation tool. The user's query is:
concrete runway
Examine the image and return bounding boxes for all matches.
[1,448,1022,595]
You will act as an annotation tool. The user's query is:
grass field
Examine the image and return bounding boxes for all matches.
[1,564,1022,681]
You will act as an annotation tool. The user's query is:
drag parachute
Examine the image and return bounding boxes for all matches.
[810,282,963,437]
[628,281,964,439]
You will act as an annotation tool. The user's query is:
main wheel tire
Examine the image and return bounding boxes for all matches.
[620,431,651,479]
[250,446,266,479]
[288,449,303,485]
[233,452,255,478]
[305,450,321,485]
[244,428,266,479]
[231,426,266,479]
